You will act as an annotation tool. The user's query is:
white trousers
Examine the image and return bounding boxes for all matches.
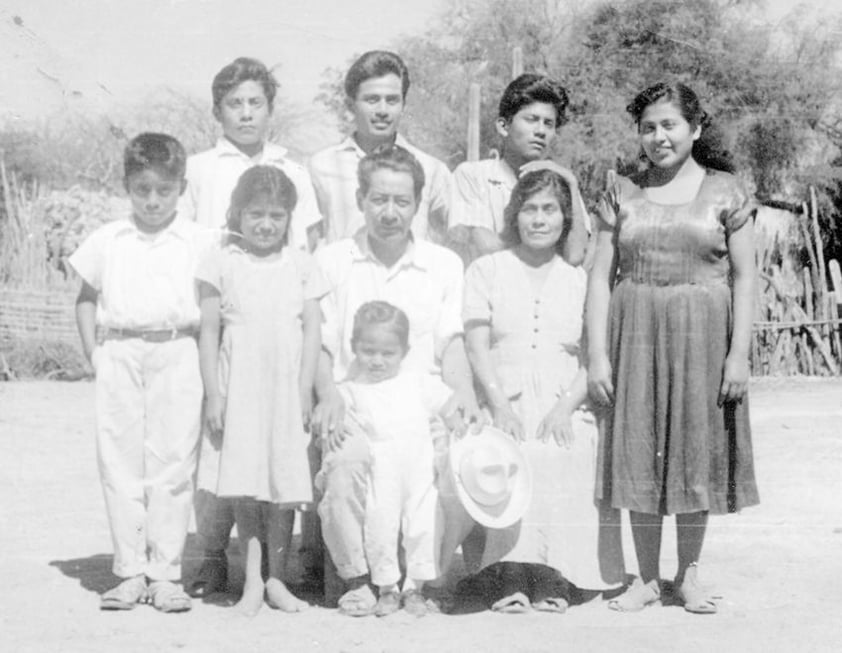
[94,337,202,581]
[364,438,442,587]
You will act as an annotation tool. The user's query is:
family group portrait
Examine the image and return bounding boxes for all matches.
[1,0,841,651]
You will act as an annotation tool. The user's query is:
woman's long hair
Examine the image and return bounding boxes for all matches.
[627,81,735,173]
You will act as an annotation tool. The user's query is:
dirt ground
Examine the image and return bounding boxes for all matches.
[1,377,841,653]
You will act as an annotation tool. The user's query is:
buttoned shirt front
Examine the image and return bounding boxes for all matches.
[180,138,321,250]
[316,230,464,382]
[308,134,452,244]
[68,215,210,329]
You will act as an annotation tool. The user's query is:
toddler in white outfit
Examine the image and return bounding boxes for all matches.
[337,300,451,617]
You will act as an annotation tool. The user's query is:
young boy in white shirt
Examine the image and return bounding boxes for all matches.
[70,133,206,613]
[180,57,321,250]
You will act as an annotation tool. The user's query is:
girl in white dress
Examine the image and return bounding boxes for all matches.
[197,166,327,615]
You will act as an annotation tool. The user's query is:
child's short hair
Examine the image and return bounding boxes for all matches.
[212,57,278,110]
[227,165,297,235]
[344,50,410,101]
[351,301,410,351]
[357,145,425,201]
[498,74,569,127]
[123,133,187,181]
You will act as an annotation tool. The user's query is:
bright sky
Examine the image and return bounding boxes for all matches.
[0,0,837,148]
[0,0,447,144]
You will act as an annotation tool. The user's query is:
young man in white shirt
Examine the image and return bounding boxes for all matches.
[309,50,452,245]
[180,57,321,251]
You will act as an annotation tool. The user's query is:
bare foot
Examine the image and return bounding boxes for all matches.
[235,579,265,617]
[265,578,308,612]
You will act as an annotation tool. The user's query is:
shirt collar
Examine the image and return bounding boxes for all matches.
[350,228,427,271]
[339,133,412,158]
[214,137,288,163]
[490,157,518,186]
[116,214,194,241]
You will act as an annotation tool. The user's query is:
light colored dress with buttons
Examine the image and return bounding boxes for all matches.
[463,249,625,590]
[196,244,328,504]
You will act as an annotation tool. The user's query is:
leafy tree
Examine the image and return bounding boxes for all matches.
[317,0,842,256]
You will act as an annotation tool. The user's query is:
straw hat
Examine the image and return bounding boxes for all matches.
[448,425,532,529]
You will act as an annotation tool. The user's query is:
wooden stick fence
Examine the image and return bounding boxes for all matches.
[752,190,842,375]
[461,50,841,375]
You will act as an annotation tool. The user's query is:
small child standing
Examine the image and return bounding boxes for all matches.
[69,133,206,613]
[336,301,451,618]
[196,165,327,616]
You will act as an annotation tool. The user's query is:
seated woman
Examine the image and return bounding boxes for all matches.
[460,169,625,613]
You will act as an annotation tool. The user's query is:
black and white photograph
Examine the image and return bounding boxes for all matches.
[1,0,840,651]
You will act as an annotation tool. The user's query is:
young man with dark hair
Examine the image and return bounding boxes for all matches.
[449,74,590,264]
[309,50,451,245]
[180,57,321,251]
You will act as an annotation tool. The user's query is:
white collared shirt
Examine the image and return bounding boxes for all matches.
[308,133,452,244]
[316,230,464,382]
[180,138,321,250]
[68,215,211,329]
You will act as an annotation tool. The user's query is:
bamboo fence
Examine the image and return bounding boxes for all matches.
[752,192,842,375]
[462,51,842,375]
[1,140,841,377]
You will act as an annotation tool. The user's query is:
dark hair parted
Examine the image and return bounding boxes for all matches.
[357,144,425,200]
[498,74,569,126]
[501,169,573,256]
[351,300,410,351]
[226,166,297,238]
[627,81,735,173]
[344,50,410,100]
[123,133,186,181]
[212,57,278,110]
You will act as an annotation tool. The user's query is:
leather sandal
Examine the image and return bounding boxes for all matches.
[401,589,428,617]
[532,597,569,613]
[374,590,401,617]
[100,575,147,610]
[676,565,717,614]
[338,584,377,617]
[607,577,660,612]
[491,591,532,614]
[148,581,192,613]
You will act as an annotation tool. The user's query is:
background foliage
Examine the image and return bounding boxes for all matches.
[319,0,842,259]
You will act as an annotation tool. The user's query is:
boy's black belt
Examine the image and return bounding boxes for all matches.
[103,326,197,342]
